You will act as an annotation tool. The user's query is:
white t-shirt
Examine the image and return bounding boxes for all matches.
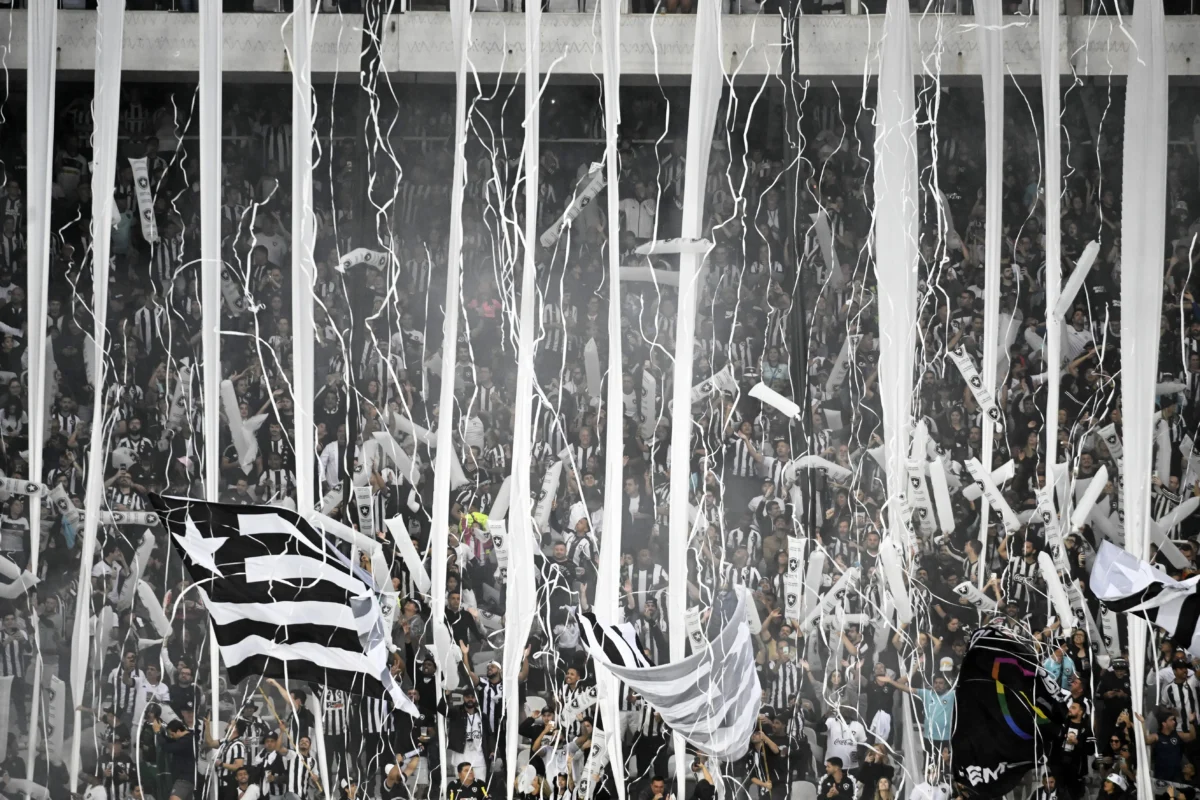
[910,781,952,800]
[824,716,868,771]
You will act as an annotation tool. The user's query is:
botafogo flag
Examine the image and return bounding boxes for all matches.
[581,586,761,760]
[1090,540,1200,655]
[951,623,1070,798]
[151,494,418,715]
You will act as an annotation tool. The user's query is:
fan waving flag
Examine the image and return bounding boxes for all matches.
[581,586,761,761]
[952,623,1070,798]
[151,494,418,716]
[1090,540,1200,655]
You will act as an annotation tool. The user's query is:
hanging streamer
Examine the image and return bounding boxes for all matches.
[873,0,919,593]
[67,3,126,789]
[1119,2,1169,796]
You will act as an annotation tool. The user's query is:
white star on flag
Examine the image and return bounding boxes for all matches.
[172,514,229,577]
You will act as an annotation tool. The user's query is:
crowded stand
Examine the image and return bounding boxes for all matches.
[4,6,1200,800]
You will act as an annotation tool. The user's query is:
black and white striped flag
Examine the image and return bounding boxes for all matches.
[1090,541,1200,655]
[151,495,418,716]
[581,587,762,760]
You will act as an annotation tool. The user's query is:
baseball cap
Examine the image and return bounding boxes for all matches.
[1104,773,1128,791]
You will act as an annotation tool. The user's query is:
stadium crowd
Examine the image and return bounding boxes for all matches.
[3,12,1200,800]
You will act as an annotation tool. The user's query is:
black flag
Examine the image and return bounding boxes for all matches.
[951,624,1069,798]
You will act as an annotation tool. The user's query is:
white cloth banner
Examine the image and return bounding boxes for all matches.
[948,346,1003,427]
[1118,3,1168,792]
[964,458,1021,533]
[128,157,159,243]
[873,0,919,577]
[69,2,125,789]
[540,166,605,248]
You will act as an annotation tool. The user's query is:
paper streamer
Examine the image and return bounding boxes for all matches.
[954,581,998,613]
[790,454,852,484]
[809,209,837,277]
[372,431,419,485]
[879,538,913,624]
[220,379,262,474]
[620,267,680,287]
[98,510,160,527]
[1069,464,1110,532]
[824,333,861,395]
[136,580,172,637]
[948,346,1003,427]
[928,457,956,535]
[873,0,920,594]
[964,458,1021,533]
[639,371,657,441]
[961,461,1016,501]
[749,381,801,419]
[799,567,859,631]
[165,364,192,432]
[0,477,47,497]
[539,165,605,248]
[691,364,737,405]
[69,5,126,788]
[116,531,155,611]
[393,415,438,448]
[1051,240,1101,320]
[220,264,246,315]
[128,156,159,243]
[585,339,603,403]
[0,677,9,761]
[1038,552,1076,632]
[335,247,389,272]
[802,549,826,626]
[487,476,512,521]
[633,237,712,256]
[1119,2,1170,793]
[46,676,65,765]
[533,461,564,532]
[384,517,432,595]
[0,554,37,598]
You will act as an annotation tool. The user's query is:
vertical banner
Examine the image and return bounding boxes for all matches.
[128,157,159,243]
[872,0,919,615]
[975,0,1005,588]
[428,0,474,788]
[25,1,57,783]
[1119,2,1169,796]
[502,0,542,786]
[69,2,126,790]
[1041,0,1064,477]
[353,486,376,539]
[199,6,229,793]
[665,3,724,797]
[597,0,628,791]
[291,0,318,518]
